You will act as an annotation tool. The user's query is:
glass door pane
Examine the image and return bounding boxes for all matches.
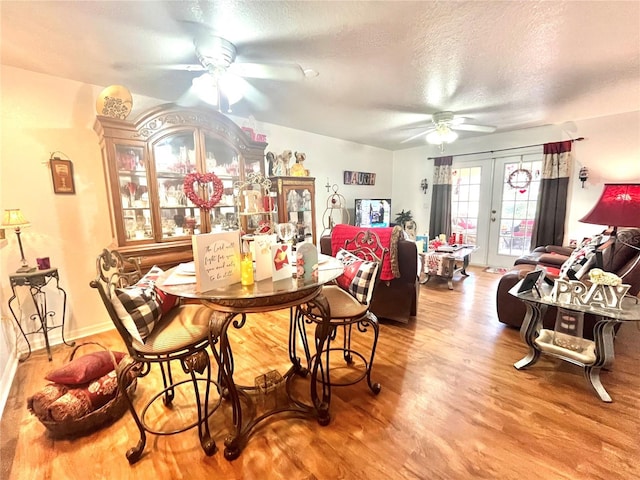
[451,166,481,245]
[115,145,151,242]
[154,133,200,239]
[486,154,542,267]
[203,133,240,232]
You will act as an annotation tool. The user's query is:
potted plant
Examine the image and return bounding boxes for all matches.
[395,209,417,239]
[394,209,413,228]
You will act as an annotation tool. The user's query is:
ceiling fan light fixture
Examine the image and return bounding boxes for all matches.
[192,72,244,107]
[218,73,244,106]
[426,127,458,145]
[192,72,219,105]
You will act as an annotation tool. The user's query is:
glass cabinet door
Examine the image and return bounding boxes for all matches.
[115,144,151,242]
[203,133,240,231]
[284,186,314,242]
[154,132,201,240]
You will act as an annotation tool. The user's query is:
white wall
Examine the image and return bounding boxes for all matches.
[392,114,640,242]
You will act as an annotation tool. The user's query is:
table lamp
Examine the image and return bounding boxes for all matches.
[579,183,640,267]
[1,208,34,273]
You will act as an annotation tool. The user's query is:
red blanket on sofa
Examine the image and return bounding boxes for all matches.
[330,224,396,281]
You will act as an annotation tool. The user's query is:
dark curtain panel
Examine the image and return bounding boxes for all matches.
[429,156,453,239]
[531,141,572,247]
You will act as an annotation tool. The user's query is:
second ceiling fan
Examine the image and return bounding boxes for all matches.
[402,111,496,146]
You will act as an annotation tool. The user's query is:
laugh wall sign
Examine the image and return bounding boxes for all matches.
[343,171,376,186]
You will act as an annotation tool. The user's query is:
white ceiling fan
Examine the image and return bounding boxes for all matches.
[401,111,497,145]
[168,33,310,111]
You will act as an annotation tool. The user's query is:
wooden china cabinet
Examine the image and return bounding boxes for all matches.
[270,176,317,245]
[94,103,267,270]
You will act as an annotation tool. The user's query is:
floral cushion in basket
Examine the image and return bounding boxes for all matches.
[28,371,121,423]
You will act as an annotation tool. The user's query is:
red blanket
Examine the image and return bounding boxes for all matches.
[330,224,395,281]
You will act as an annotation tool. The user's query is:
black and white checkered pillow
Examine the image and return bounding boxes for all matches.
[112,285,162,343]
[335,249,379,304]
[559,235,602,280]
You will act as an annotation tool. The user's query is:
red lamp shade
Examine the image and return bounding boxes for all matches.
[579,183,640,228]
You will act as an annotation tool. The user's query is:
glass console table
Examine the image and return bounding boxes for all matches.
[509,281,640,402]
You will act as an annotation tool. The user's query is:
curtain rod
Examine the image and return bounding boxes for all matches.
[427,137,585,160]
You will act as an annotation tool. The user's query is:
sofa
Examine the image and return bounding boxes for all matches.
[496,228,640,339]
[320,229,420,324]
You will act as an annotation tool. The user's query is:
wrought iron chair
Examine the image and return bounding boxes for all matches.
[296,229,387,397]
[90,249,220,464]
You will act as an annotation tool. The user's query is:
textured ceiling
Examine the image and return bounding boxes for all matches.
[1,1,639,150]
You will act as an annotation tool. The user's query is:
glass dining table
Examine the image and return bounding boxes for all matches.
[156,256,343,460]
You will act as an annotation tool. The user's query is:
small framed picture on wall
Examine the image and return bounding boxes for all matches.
[50,158,76,194]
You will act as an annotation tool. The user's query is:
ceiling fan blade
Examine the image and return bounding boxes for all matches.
[162,64,207,72]
[228,62,304,81]
[451,124,497,133]
[401,128,435,144]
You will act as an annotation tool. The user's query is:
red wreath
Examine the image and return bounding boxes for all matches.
[183,172,224,210]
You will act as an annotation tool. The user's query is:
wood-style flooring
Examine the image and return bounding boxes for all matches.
[1,267,639,480]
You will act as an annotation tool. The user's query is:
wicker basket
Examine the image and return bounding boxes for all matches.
[37,343,138,439]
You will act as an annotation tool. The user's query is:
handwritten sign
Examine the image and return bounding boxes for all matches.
[343,170,376,186]
[192,231,241,292]
[254,234,277,281]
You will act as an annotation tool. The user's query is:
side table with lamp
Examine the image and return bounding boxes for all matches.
[2,209,74,361]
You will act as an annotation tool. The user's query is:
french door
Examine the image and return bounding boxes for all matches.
[451,152,542,268]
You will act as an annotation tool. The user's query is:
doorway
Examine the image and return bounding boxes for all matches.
[451,151,542,268]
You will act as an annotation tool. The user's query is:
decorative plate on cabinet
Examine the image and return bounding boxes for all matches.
[96,85,133,119]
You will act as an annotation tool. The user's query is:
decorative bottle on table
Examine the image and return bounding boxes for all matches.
[241,240,254,286]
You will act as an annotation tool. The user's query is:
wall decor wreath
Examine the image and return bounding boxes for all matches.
[183,172,224,210]
[507,168,532,191]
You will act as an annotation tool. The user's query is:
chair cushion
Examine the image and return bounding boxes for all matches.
[320,285,369,319]
[559,235,602,280]
[335,249,379,304]
[135,265,179,315]
[112,285,162,344]
[132,304,213,354]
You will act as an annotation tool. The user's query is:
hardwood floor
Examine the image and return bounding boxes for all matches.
[2,267,639,480]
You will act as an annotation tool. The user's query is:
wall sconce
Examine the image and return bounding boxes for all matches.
[420,178,429,194]
[579,166,589,188]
